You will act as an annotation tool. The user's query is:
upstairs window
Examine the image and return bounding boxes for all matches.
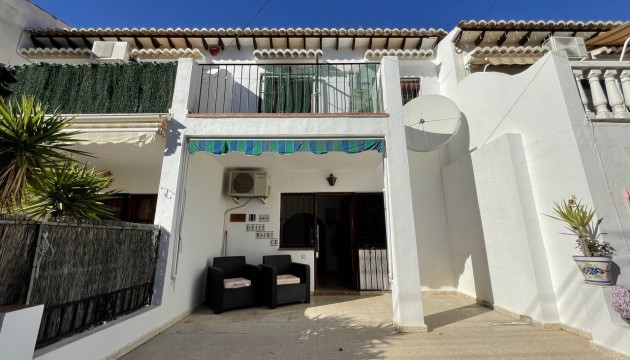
[400,78,420,105]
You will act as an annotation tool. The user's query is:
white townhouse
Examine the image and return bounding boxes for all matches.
[2,0,630,357]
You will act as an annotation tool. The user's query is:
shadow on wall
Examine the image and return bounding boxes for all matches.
[151,227,171,306]
[442,113,494,304]
[199,68,260,113]
[164,120,186,156]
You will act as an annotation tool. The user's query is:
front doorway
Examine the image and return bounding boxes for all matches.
[280,193,388,294]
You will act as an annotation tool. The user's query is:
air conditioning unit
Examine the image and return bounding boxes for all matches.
[228,171,269,198]
[91,41,130,63]
[545,36,588,59]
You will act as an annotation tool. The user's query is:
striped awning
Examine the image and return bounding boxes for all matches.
[188,138,385,155]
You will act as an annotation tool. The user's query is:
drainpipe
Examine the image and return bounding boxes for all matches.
[620,36,630,62]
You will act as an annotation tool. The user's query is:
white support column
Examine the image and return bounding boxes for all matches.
[379,56,427,332]
[620,70,630,113]
[573,70,593,118]
[152,58,195,305]
[604,69,628,118]
[588,69,612,119]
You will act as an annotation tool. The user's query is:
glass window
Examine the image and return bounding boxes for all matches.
[400,78,420,105]
[280,193,316,248]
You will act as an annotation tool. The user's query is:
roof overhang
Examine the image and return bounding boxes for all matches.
[23,27,447,55]
[454,20,623,48]
[466,46,547,66]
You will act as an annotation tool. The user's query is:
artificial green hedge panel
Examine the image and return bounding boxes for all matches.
[7,62,177,114]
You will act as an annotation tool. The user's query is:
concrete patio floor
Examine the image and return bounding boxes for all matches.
[120,293,610,359]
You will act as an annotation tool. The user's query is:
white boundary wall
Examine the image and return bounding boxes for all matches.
[437,45,630,355]
[444,52,594,329]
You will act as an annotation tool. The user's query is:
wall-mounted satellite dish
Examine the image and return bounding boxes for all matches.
[403,94,461,152]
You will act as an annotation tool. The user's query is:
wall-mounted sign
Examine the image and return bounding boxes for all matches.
[246,224,265,232]
[256,231,274,239]
[259,214,270,222]
[230,214,246,222]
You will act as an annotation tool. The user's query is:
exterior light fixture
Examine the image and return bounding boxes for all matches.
[326,173,337,187]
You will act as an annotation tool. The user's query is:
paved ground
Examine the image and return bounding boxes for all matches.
[121,293,609,360]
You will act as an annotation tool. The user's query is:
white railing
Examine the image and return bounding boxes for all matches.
[572,61,630,120]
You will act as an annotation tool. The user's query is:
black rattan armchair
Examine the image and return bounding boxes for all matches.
[205,256,259,314]
[260,255,310,309]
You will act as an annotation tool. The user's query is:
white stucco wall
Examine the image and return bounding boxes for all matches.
[441,154,492,301]
[471,134,559,324]
[408,149,457,291]
[581,284,630,357]
[184,154,385,291]
[75,139,166,194]
[0,0,68,65]
[442,52,598,332]
[568,114,630,290]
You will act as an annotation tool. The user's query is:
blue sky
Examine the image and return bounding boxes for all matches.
[32,0,628,30]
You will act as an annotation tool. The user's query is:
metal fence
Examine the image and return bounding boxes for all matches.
[0,216,161,348]
[195,63,382,114]
[358,248,389,291]
[354,194,389,290]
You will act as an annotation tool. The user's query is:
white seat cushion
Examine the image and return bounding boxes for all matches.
[224,277,251,289]
[277,274,301,285]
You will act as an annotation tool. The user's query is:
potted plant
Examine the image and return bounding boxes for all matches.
[547,195,614,284]
[612,285,630,324]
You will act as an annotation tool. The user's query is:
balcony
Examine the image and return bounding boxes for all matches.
[572,61,630,120]
[191,63,383,115]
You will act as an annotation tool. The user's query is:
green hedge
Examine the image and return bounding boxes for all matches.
[7,62,177,114]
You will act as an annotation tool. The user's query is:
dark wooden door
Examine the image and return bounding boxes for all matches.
[339,196,356,289]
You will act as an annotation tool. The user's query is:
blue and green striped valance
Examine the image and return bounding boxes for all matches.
[188,139,385,156]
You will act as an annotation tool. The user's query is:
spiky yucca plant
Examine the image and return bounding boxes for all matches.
[23,161,117,221]
[0,95,87,212]
[546,196,613,257]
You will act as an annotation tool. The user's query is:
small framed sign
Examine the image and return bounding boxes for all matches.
[246,224,265,232]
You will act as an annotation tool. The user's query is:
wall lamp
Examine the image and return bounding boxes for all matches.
[326,173,337,187]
